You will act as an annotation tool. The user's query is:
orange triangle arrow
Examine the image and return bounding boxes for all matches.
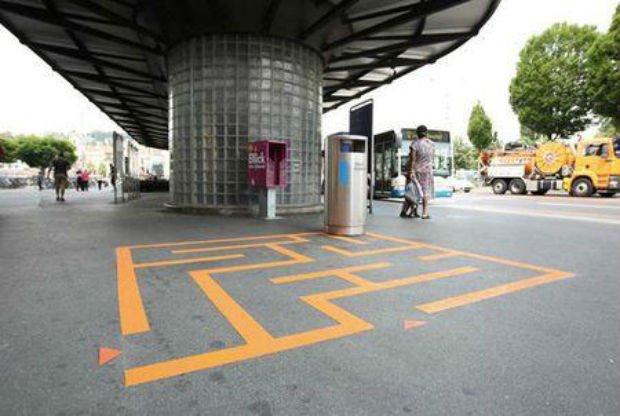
[403,320,427,330]
[98,347,121,366]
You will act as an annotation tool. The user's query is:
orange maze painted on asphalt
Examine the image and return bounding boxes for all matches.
[115,232,574,387]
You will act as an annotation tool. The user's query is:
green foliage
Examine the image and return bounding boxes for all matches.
[587,5,620,131]
[0,136,18,163]
[510,23,598,140]
[14,135,77,170]
[453,137,479,170]
[467,102,494,151]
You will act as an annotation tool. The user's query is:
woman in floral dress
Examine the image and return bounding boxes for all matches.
[407,125,435,219]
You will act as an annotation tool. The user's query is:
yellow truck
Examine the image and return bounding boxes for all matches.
[480,137,620,197]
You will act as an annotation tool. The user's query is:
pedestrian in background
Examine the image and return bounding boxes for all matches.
[75,169,82,191]
[37,169,44,191]
[51,152,70,202]
[406,125,435,219]
[81,169,90,191]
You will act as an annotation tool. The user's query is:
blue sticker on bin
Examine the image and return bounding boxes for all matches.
[338,159,350,186]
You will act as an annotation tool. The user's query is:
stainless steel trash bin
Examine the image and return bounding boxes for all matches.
[324,134,368,236]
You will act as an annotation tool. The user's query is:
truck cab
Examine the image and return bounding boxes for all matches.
[565,137,620,197]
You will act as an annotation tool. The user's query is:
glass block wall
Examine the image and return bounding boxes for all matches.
[168,34,323,213]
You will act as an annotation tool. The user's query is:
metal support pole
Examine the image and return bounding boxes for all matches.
[259,188,277,219]
[112,132,118,204]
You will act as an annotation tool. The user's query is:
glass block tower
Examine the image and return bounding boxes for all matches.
[168,35,322,213]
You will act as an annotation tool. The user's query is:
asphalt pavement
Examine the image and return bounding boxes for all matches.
[0,187,618,415]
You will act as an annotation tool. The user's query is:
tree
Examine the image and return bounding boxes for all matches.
[453,137,479,170]
[0,136,18,163]
[14,135,77,173]
[587,5,620,131]
[467,102,494,151]
[510,23,598,140]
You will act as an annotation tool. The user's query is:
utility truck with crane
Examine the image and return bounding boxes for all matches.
[480,137,620,197]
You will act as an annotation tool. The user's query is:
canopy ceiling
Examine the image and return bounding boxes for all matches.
[0,0,500,149]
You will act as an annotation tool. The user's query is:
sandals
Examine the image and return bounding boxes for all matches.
[421,214,431,220]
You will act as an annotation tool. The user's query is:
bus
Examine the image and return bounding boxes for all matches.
[373,128,453,198]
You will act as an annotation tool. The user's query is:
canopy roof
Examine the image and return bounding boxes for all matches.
[0,0,500,149]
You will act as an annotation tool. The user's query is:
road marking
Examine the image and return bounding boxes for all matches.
[124,265,476,386]
[116,247,150,335]
[322,234,369,245]
[99,347,122,366]
[403,320,427,330]
[171,240,304,254]
[134,254,245,269]
[435,204,620,226]
[116,240,315,336]
[322,244,422,257]
[418,252,461,261]
[117,231,573,386]
[321,232,428,257]
[266,243,315,263]
[125,232,320,250]
[537,202,620,210]
[270,263,391,284]
[416,271,574,314]
[191,272,274,344]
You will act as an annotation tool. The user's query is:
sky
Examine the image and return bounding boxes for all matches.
[0,0,617,141]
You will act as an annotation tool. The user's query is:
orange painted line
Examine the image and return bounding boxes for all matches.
[322,233,369,245]
[270,263,391,284]
[124,276,374,387]
[334,272,377,288]
[265,243,315,263]
[196,259,299,275]
[375,267,478,290]
[125,232,320,250]
[125,265,475,386]
[133,253,245,269]
[365,232,421,245]
[116,247,150,336]
[403,320,427,330]
[416,271,575,314]
[124,321,372,387]
[120,230,574,387]
[189,243,313,275]
[456,251,562,274]
[288,234,312,243]
[322,244,422,257]
[190,271,274,345]
[367,232,561,274]
[171,240,303,254]
[418,252,461,261]
[301,295,374,330]
[125,343,261,387]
